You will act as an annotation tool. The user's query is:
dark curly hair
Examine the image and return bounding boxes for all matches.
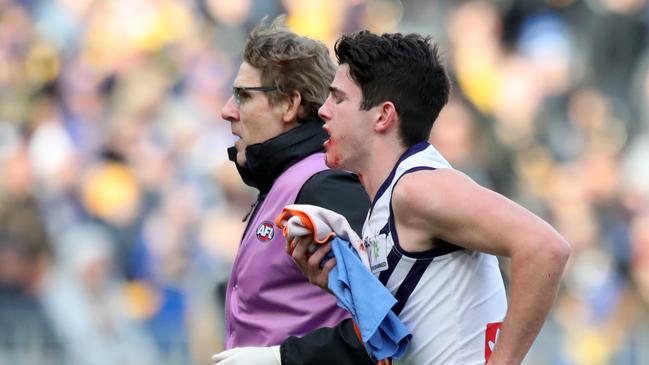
[334,31,450,146]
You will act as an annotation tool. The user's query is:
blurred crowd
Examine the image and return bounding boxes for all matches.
[0,0,648,364]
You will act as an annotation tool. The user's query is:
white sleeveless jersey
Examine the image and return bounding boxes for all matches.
[362,142,507,365]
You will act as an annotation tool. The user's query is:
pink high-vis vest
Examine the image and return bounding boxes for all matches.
[224,153,349,348]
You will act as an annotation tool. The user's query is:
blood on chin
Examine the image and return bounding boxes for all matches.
[325,151,342,168]
[324,137,343,168]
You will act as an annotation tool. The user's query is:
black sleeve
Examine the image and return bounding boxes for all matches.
[280,319,374,365]
[295,170,370,234]
[286,172,373,364]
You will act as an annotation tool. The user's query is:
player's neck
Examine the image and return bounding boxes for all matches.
[358,141,407,201]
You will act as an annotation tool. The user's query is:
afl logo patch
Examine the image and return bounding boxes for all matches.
[256,221,275,241]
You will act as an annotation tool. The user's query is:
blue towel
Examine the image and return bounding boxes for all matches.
[326,237,411,361]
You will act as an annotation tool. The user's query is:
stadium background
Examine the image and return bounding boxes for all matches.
[1,0,648,364]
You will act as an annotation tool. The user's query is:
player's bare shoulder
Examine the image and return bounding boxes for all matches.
[392,168,485,232]
[393,168,475,210]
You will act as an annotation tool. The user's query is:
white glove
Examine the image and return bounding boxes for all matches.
[212,346,281,365]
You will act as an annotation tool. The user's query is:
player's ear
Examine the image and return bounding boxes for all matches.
[374,101,397,133]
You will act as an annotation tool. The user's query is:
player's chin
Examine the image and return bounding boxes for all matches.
[324,152,343,170]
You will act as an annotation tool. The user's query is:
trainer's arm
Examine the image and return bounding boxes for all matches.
[392,169,570,365]
[295,169,369,233]
[292,169,369,286]
[280,319,373,365]
[278,170,373,364]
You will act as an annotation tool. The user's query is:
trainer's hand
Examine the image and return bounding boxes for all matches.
[212,346,280,365]
[291,238,336,291]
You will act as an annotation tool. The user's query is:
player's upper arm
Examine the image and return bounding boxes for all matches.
[391,168,567,258]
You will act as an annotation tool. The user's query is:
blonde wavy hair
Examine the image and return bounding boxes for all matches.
[243,15,336,120]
